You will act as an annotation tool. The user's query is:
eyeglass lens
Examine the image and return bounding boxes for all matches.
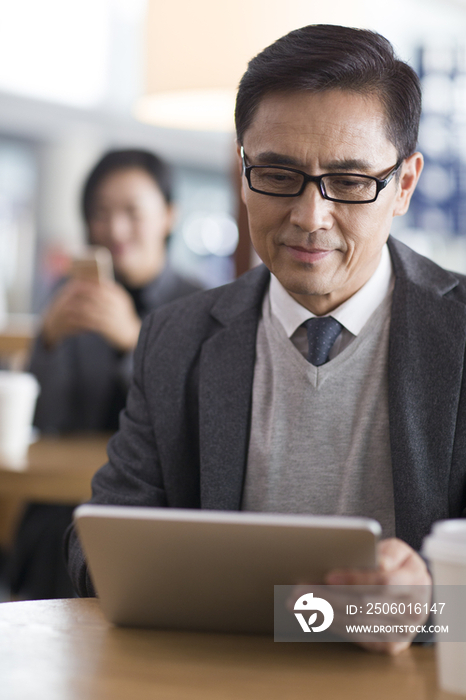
[249,167,378,201]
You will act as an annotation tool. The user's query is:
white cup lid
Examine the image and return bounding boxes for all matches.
[422,520,466,565]
[0,371,39,391]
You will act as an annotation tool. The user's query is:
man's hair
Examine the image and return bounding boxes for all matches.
[235,24,422,161]
[81,148,173,223]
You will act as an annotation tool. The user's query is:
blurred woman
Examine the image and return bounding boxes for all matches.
[34,149,200,432]
[9,149,201,599]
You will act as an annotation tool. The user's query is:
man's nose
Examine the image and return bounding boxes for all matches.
[288,181,334,231]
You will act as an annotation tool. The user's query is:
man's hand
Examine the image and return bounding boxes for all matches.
[42,279,142,353]
[325,538,432,655]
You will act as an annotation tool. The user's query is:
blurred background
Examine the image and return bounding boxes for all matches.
[0,0,465,318]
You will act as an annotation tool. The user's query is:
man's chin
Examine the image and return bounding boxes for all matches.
[272,269,337,299]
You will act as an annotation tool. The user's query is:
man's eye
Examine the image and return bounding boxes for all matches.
[331,177,369,190]
[264,172,295,182]
[255,170,301,185]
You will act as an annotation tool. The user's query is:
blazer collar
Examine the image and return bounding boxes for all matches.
[209,264,271,326]
[387,235,459,295]
[211,238,461,331]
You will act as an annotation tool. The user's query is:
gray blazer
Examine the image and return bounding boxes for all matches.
[66,237,466,596]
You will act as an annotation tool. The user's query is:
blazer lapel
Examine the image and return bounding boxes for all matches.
[198,266,270,510]
[388,239,466,549]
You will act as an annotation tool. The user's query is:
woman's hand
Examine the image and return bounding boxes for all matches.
[41,279,142,353]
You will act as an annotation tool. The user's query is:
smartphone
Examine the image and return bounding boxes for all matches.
[70,246,114,283]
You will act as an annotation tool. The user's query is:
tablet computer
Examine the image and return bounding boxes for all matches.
[74,505,381,634]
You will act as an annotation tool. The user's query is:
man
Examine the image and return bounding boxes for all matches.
[66,25,466,652]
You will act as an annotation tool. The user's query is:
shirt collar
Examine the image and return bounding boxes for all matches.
[269,244,394,338]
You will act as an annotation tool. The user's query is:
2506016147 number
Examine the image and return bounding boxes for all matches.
[363,602,445,615]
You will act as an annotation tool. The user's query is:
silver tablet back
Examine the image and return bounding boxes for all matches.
[74,505,381,634]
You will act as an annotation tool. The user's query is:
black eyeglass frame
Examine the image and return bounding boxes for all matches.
[241,147,403,204]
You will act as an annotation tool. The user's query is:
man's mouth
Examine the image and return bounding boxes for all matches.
[284,244,333,264]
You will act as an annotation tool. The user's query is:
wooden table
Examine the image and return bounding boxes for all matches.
[0,434,110,503]
[0,598,459,700]
[0,434,109,547]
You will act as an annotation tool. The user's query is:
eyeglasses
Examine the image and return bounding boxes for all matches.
[241,147,402,204]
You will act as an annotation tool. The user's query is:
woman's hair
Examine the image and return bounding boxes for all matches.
[81,148,174,223]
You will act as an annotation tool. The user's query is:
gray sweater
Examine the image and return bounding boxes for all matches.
[243,291,395,538]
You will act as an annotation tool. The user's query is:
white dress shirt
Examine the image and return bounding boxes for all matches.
[269,244,394,360]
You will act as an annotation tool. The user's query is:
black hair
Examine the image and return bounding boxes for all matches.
[81,148,173,223]
[235,24,422,160]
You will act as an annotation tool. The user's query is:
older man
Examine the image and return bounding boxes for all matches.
[66,25,466,652]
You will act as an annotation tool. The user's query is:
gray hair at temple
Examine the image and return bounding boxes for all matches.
[235,24,422,161]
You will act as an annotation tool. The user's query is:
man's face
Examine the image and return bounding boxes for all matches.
[239,90,423,314]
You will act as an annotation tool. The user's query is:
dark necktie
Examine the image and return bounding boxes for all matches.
[303,317,343,366]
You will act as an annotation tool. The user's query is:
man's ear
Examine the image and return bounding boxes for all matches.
[236,141,247,205]
[393,151,424,217]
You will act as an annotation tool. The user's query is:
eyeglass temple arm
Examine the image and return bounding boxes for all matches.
[240,146,246,171]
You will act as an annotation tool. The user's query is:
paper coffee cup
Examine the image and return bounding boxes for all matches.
[0,371,40,469]
[423,520,466,696]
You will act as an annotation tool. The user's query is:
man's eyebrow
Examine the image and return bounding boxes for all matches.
[250,151,373,172]
[252,151,303,166]
[322,158,373,172]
